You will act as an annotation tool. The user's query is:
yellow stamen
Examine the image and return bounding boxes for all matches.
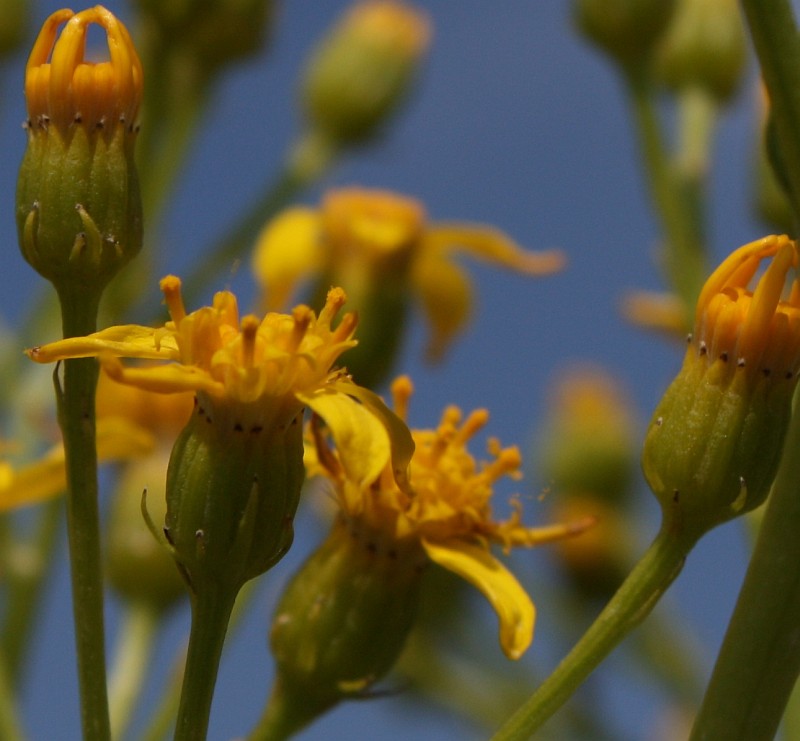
[240,315,260,368]
[455,408,489,447]
[159,275,187,325]
[390,376,414,422]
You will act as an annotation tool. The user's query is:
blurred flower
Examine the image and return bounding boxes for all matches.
[0,418,154,513]
[621,290,689,338]
[301,0,431,146]
[253,187,564,381]
[643,235,800,539]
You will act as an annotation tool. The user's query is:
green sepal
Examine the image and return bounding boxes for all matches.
[164,397,305,595]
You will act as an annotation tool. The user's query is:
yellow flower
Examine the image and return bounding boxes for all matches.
[0,419,154,513]
[253,187,565,363]
[305,376,591,659]
[643,235,800,538]
[25,6,142,134]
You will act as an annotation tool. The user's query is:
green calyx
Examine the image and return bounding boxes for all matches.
[16,123,142,297]
[642,351,796,540]
[269,517,425,725]
[161,396,306,596]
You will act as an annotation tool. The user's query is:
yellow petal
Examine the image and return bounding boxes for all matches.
[329,379,415,495]
[620,290,689,338]
[0,419,154,512]
[412,252,472,361]
[298,387,392,489]
[26,325,178,363]
[421,537,535,659]
[252,208,323,311]
[101,355,223,396]
[423,224,565,275]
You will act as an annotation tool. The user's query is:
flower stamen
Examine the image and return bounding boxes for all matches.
[160,275,187,325]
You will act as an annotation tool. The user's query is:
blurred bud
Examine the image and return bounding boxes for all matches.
[643,236,800,540]
[132,0,275,75]
[267,517,424,729]
[574,0,675,70]
[536,367,637,506]
[301,0,431,146]
[16,7,143,299]
[106,450,187,611]
[0,0,29,57]
[657,0,747,103]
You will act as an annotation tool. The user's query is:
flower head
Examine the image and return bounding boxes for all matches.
[253,187,564,370]
[643,235,800,538]
[25,6,142,135]
[307,376,591,659]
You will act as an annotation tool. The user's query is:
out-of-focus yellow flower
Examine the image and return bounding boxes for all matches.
[643,235,800,538]
[0,419,154,513]
[25,6,142,135]
[253,188,564,364]
[305,376,590,659]
[621,290,689,337]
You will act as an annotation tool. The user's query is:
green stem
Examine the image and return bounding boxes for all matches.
[0,652,26,741]
[108,601,162,740]
[741,0,800,223]
[173,587,237,741]
[625,68,707,320]
[248,679,333,741]
[55,288,110,741]
[179,130,338,309]
[490,526,694,741]
[688,394,800,741]
[0,499,63,684]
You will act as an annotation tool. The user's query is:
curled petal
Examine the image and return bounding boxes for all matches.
[252,208,323,311]
[423,224,565,275]
[299,387,392,492]
[412,252,472,361]
[101,356,223,396]
[421,537,535,659]
[26,325,179,363]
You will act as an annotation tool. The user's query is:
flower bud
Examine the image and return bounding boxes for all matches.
[656,0,747,103]
[301,1,431,146]
[268,517,424,725]
[574,0,675,70]
[16,7,143,298]
[643,235,800,540]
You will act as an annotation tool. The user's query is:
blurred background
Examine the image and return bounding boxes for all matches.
[0,1,772,739]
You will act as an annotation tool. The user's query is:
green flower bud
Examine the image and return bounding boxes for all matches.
[106,450,187,611]
[657,0,747,103]
[536,367,637,506]
[268,518,424,730]
[574,0,676,70]
[15,8,143,300]
[643,236,800,541]
[301,0,431,146]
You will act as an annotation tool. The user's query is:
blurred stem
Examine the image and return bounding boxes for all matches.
[783,677,800,741]
[0,653,26,741]
[249,679,332,741]
[742,0,800,222]
[624,68,707,322]
[179,130,338,309]
[688,393,800,741]
[108,601,162,740]
[55,288,110,741]
[490,526,694,741]
[173,587,237,741]
[0,499,62,684]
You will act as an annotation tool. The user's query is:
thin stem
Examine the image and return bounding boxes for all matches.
[108,601,162,740]
[625,69,707,320]
[56,288,110,741]
[0,652,26,741]
[490,526,694,741]
[0,499,63,684]
[172,587,237,741]
[248,680,333,741]
[741,0,800,222]
[688,392,800,741]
